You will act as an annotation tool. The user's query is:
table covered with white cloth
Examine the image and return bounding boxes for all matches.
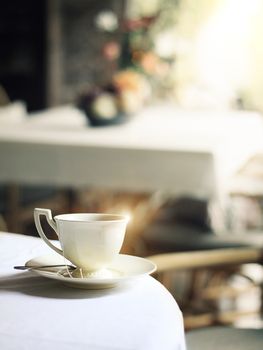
[0,232,186,350]
[1,103,263,199]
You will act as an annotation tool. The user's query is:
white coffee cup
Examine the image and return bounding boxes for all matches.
[34,208,128,274]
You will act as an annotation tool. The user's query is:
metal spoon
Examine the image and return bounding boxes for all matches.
[14,264,75,270]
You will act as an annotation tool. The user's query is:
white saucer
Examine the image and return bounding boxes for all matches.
[25,253,156,289]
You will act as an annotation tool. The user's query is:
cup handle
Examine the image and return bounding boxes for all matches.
[34,208,63,256]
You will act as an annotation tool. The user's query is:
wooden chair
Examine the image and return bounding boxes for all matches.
[0,214,7,231]
[148,247,263,330]
[0,84,9,106]
[0,184,70,235]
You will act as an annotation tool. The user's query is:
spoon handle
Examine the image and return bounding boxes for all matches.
[14,264,74,270]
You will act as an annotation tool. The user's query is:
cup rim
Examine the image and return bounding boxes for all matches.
[54,213,129,223]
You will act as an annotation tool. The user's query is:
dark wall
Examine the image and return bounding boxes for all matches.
[0,0,47,111]
[0,0,123,111]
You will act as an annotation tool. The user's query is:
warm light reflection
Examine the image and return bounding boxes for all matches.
[119,210,132,224]
[195,0,261,101]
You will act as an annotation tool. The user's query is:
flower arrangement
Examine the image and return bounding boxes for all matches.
[78,0,180,126]
[78,70,150,126]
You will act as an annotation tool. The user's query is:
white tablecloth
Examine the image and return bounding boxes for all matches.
[0,233,186,350]
[1,103,263,198]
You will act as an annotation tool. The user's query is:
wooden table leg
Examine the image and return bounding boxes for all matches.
[6,184,20,233]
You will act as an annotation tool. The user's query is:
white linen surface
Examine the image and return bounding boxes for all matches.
[0,101,27,123]
[0,232,186,350]
[1,103,263,198]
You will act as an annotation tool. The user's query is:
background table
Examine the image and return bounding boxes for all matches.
[1,103,263,200]
[0,232,186,350]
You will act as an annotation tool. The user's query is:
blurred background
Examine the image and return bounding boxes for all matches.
[2,0,263,112]
[1,0,263,331]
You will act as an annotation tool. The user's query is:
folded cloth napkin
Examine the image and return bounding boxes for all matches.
[0,101,27,123]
